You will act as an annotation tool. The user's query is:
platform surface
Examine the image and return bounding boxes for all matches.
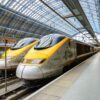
[25,52,100,100]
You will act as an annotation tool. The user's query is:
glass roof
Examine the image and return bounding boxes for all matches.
[0,0,99,44]
[96,34,100,42]
[79,0,100,34]
[0,0,86,36]
[73,32,96,44]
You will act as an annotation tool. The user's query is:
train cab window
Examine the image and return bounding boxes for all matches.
[34,34,65,50]
[34,35,52,49]
[11,38,35,50]
[52,36,65,45]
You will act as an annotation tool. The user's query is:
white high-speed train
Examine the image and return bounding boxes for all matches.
[16,34,98,81]
[0,38,37,70]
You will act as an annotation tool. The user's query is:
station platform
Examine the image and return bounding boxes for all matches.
[25,52,100,100]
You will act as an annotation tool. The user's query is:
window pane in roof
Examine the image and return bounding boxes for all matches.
[1,0,94,39]
[0,0,9,5]
[79,0,100,34]
[0,0,82,36]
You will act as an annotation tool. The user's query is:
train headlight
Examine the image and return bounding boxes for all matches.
[31,59,46,64]
[22,59,46,64]
[22,59,32,64]
[7,56,13,60]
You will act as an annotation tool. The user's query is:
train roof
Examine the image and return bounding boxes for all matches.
[40,33,95,47]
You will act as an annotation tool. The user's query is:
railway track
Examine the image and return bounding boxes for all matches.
[0,76,17,84]
[0,86,29,100]
[0,83,41,100]
[0,77,4,82]
[0,74,52,99]
[0,79,24,99]
[0,78,21,89]
[0,78,55,100]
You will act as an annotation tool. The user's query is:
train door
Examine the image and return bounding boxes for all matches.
[64,40,76,62]
[69,40,77,60]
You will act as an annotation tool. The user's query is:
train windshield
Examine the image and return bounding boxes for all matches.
[34,34,65,49]
[11,38,35,50]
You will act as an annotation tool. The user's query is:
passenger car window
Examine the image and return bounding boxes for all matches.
[11,38,35,50]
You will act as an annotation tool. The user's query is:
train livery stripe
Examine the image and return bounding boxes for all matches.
[25,38,70,59]
[1,41,37,58]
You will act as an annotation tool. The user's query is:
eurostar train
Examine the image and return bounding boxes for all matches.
[16,34,98,81]
[0,38,37,70]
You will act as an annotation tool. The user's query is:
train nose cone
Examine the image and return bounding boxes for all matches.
[16,64,43,80]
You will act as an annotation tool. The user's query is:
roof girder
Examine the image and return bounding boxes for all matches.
[62,0,99,43]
